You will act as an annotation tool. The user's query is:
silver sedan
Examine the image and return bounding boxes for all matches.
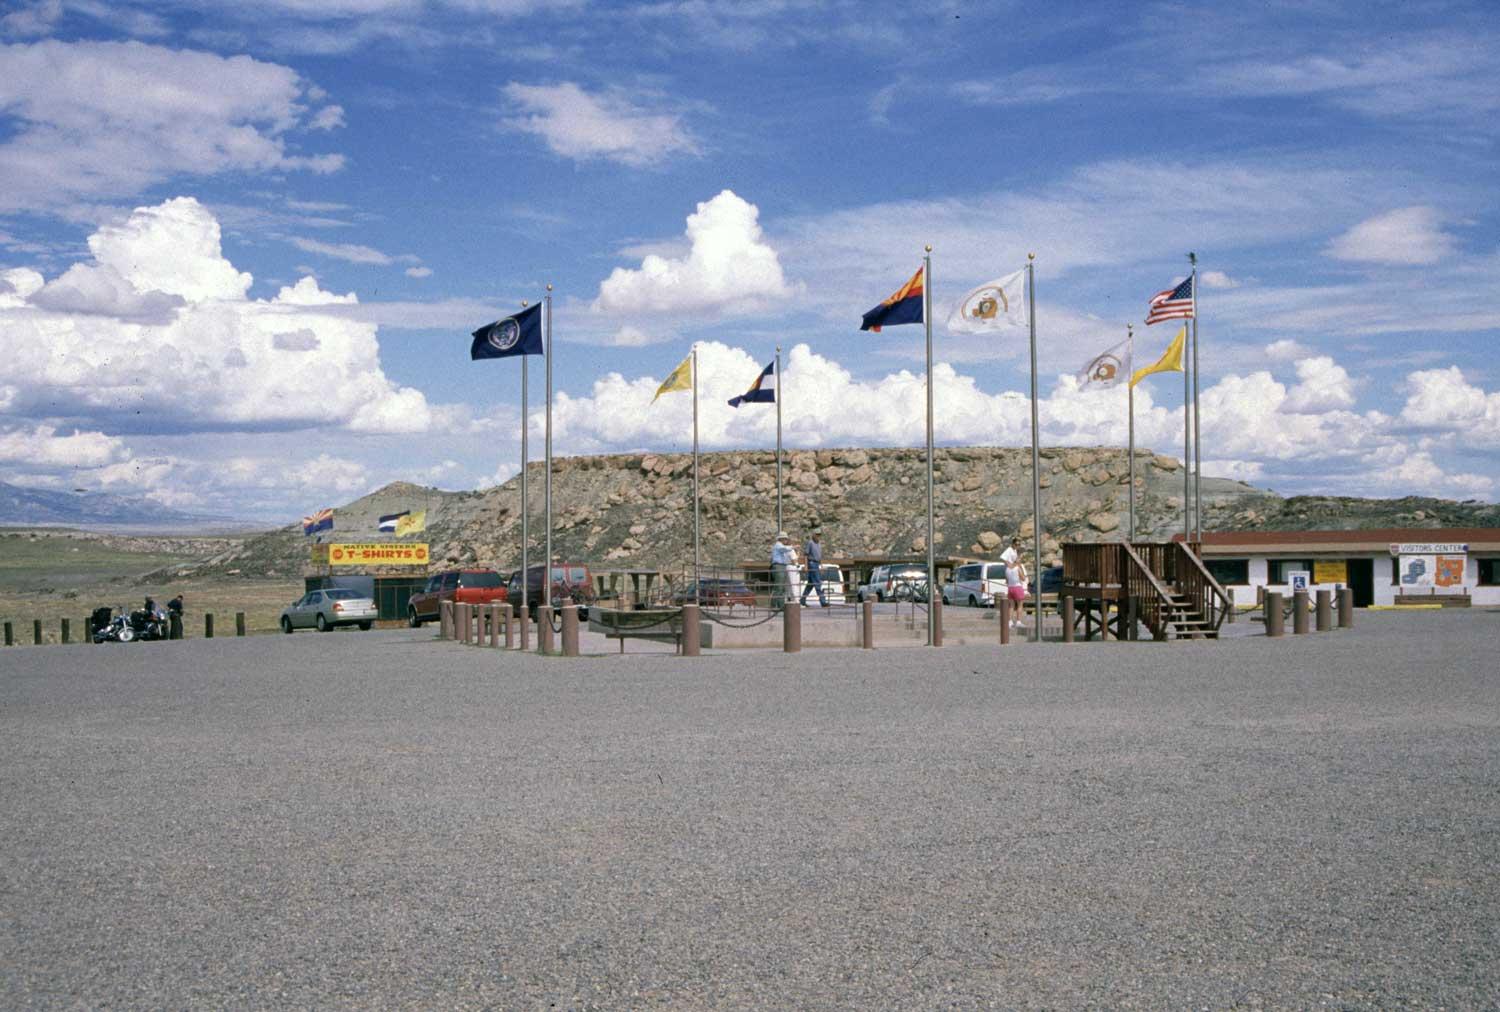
[280,588,378,633]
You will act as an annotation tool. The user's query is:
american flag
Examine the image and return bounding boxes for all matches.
[1146,276,1194,325]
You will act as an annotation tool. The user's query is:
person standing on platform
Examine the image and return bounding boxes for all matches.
[800,531,828,608]
[770,531,795,609]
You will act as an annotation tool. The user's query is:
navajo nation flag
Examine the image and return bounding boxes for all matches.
[861,266,925,332]
[1146,276,1194,325]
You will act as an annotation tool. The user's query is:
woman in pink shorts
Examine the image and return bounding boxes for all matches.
[1006,558,1028,628]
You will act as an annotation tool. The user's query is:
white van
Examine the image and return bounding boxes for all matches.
[796,564,847,605]
[943,561,1008,607]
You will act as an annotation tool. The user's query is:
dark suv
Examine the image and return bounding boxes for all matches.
[407,569,508,626]
[506,563,596,620]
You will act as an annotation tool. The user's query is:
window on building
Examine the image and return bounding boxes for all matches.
[1206,559,1249,585]
[1479,558,1500,586]
[1268,559,1314,583]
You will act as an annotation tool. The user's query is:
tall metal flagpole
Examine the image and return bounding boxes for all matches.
[1189,252,1200,546]
[544,285,553,611]
[1027,253,1042,642]
[775,344,783,536]
[1182,308,1191,544]
[519,301,529,627]
[1127,323,1136,543]
[692,346,701,603]
[923,246,935,648]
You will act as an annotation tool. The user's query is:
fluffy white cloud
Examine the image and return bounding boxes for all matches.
[1327,206,1456,266]
[595,190,794,317]
[0,40,343,213]
[501,81,699,167]
[0,424,127,468]
[0,196,432,434]
[1283,356,1356,413]
[1400,366,1500,443]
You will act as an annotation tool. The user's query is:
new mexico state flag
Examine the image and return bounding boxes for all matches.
[1129,325,1185,389]
[394,510,426,536]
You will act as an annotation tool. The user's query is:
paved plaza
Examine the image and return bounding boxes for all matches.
[2,610,1497,1007]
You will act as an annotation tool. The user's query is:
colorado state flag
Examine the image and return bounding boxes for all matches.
[727,359,776,408]
[860,266,925,332]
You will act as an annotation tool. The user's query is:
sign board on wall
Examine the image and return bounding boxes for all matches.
[1389,543,1468,555]
[1398,554,1466,588]
[1313,560,1347,585]
[311,543,430,566]
[1287,570,1310,593]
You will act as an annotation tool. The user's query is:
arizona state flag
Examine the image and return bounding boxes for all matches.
[861,266,924,332]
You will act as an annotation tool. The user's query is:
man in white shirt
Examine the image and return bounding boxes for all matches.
[770,531,795,608]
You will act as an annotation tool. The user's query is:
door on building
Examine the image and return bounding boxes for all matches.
[1346,558,1374,607]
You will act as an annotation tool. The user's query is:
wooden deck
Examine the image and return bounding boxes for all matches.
[1062,541,1232,641]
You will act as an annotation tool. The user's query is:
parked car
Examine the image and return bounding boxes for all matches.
[1029,565,1065,597]
[407,568,509,627]
[795,564,848,604]
[673,578,757,610]
[856,563,929,603]
[281,588,378,633]
[943,561,1009,607]
[507,563,596,620]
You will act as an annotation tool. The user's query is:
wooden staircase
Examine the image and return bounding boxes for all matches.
[1062,541,1232,642]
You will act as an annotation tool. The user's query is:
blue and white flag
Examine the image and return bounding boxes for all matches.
[727,359,776,408]
[378,510,409,533]
[470,302,543,360]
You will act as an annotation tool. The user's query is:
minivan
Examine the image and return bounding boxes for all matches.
[943,561,1008,608]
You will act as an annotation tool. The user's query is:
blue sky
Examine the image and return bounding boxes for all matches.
[0,0,1497,523]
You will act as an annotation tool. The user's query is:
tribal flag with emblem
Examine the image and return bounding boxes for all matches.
[946,268,1027,333]
[470,302,543,359]
[652,352,694,403]
[1078,339,1132,389]
[302,508,333,536]
[860,266,925,332]
[395,510,426,536]
[727,359,775,408]
[377,510,408,533]
[1145,276,1194,325]
[1129,326,1186,388]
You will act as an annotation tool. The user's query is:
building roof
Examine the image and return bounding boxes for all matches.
[1179,528,1500,554]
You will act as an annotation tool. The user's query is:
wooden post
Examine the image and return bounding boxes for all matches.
[537,605,554,655]
[861,599,874,649]
[235,612,246,637]
[204,613,214,638]
[931,597,943,647]
[1266,592,1284,638]
[440,600,453,640]
[999,596,1011,645]
[1293,590,1309,635]
[783,600,801,653]
[561,604,580,656]
[519,603,530,651]
[503,604,515,649]
[1338,587,1353,629]
[680,603,699,657]
[1315,589,1332,632]
[1061,596,1074,643]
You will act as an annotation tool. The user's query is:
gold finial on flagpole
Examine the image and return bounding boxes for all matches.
[521,300,528,307]
[925,244,932,252]
[1028,252,1035,261]
[546,283,553,292]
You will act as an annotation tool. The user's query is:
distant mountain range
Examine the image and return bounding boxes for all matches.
[0,481,239,531]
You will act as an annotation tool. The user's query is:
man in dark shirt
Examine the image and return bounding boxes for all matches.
[800,531,828,607]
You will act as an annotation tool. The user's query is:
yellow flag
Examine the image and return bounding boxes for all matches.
[1129,326,1185,388]
[652,353,693,403]
[395,510,426,536]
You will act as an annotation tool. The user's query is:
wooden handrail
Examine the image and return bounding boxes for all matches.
[1120,541,1177,639]
[1171,542,1232,632]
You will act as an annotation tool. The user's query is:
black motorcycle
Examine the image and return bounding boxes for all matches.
[91,605,168,643]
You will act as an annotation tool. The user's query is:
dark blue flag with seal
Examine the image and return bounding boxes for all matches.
[471,302,543,359]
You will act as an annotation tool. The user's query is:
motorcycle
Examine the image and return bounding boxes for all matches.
[91,604,168,643]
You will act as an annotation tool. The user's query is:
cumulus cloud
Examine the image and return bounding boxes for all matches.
[1399,366,1500,443]
[501,81,700,167]
[0,424,128,468]
[0,40,343,213]
[1327,206,1457,265]
[0,196,432,435]
[1283,356,1356,413]
[595,190,793,317]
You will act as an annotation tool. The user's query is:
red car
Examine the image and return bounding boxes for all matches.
[407,569,508,626]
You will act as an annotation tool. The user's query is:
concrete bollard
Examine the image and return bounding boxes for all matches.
[440,600,453,640]
[204,613,214,638]
[999,596,1011,645]
[537,605,554,654]
[458,603,471,644]
[489,605,502,648]
[1338,587,1353,629]
[61,618,70,644]
[1062,597,1074,643]
[931,597,943,647]
[1293,590,1309,635]
[561,604,580,656]
[680,603,699,657]
[235,612,246,637]
[1315,589,1332,632]
[861,599,874,649]
[503,604,515,649]
[519,604,530,651]
[783,600,801,653]
[1266,592,1284,637]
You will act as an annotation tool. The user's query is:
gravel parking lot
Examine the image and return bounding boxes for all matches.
[3,610,1497,1008]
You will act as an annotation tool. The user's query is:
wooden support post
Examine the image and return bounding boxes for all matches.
[235,612,246,637]
[1061,596,1074,643]
[861,599,874,649]
[783,600,801,653]
[680,603,699,657]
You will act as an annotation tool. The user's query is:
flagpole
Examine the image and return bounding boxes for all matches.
[544,285,553,611]
[1027,253,1042,642]
[1182,316,1190,544]
[1189,252,1200,546]
[1127,323,1135,544]
[519,301,529,627]
[775,344,783,536]
[692,346,701,603]
[923,246,935,648]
